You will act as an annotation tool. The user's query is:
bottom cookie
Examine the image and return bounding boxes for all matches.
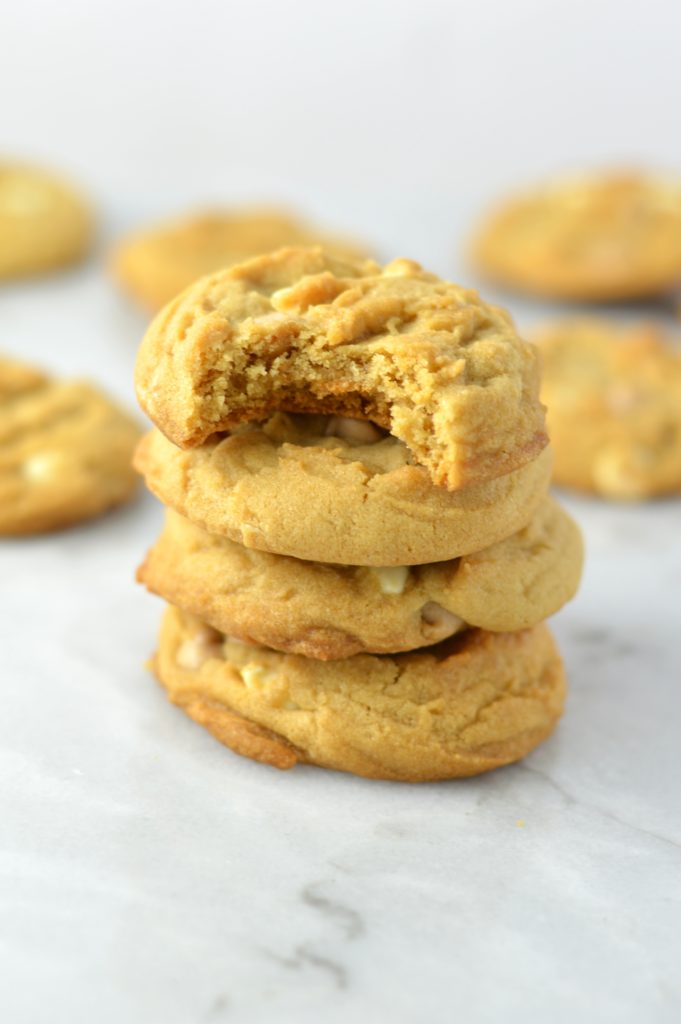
[154,605,566,782]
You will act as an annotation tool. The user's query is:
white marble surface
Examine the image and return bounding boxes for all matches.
[1,246,680,1024]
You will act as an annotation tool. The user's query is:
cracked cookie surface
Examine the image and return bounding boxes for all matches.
[112,208,370,310]
[536,319,681,498]
[0,163,92,278]
[135,246,547,489]
[154,604,566,781]
[0,356,141,534]
[139,497,582,659]
[134,414,553,565]
[472,171,681,300]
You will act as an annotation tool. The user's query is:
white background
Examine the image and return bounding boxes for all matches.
[1,2,681,1023]
[4,0,681,273]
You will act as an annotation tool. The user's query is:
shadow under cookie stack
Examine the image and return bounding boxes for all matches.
[134,247,583,782]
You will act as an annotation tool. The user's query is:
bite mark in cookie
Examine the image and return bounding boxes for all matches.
[135,247,547,489]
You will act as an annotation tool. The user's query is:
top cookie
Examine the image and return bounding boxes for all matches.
[471,171,681,301]
[536,319,681,498]
[135,247,547,490]
[111,207,370,310]
[0,162,92,278]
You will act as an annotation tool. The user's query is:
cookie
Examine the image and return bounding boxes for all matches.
[0,162,92,278]
[139,497,582,659]
[111,208,370,310]
[0,359,48,400]
[134,415,553,565]
[135,247,547,490]
[471,171,681,300]
[536,319,681,498]
[154,605,566,781]
[0,356,141,534]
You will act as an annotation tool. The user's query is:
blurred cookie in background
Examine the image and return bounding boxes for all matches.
[534,319,681,499]
[111,207,372,310]
[470,171,681,301]
[0,355,141,534]
[0,162,93,278]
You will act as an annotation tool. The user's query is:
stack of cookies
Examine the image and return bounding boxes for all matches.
[134,248,583,782]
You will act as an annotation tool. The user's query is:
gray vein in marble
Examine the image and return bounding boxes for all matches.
[567,625,647,664]
[517,764,681,853]
[300,882,365,940]
[258,881,365,994]
[262,945,348,991]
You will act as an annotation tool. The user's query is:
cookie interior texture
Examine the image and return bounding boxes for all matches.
[536,319,681,498]
[135,246,547,489]
[0,355,141,534]
[138,497,583,659]
[134,418,553,565]
[111,208,371,310]
[0,163,93,278]
[472,171,681,300]
[155,605,566,782]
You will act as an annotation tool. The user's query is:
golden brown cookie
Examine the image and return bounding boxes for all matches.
[0,356,141,534]
[536,319,681,498]
[471,171,681,300]
[111,207,370,310]
[135,247,547,490]
[134,415,553,565]
[139,497,582,659]
[154,605,566,781]
[0,359,48,400]
[0,163,92,278]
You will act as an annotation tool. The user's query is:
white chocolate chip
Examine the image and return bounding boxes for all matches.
[241,662,277,690]
[325,416,385,445]
[372,566,410,595]
[382,258,421,277]
[421,602,464,637]
[22,452,65,482]
[176,628,223,669]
